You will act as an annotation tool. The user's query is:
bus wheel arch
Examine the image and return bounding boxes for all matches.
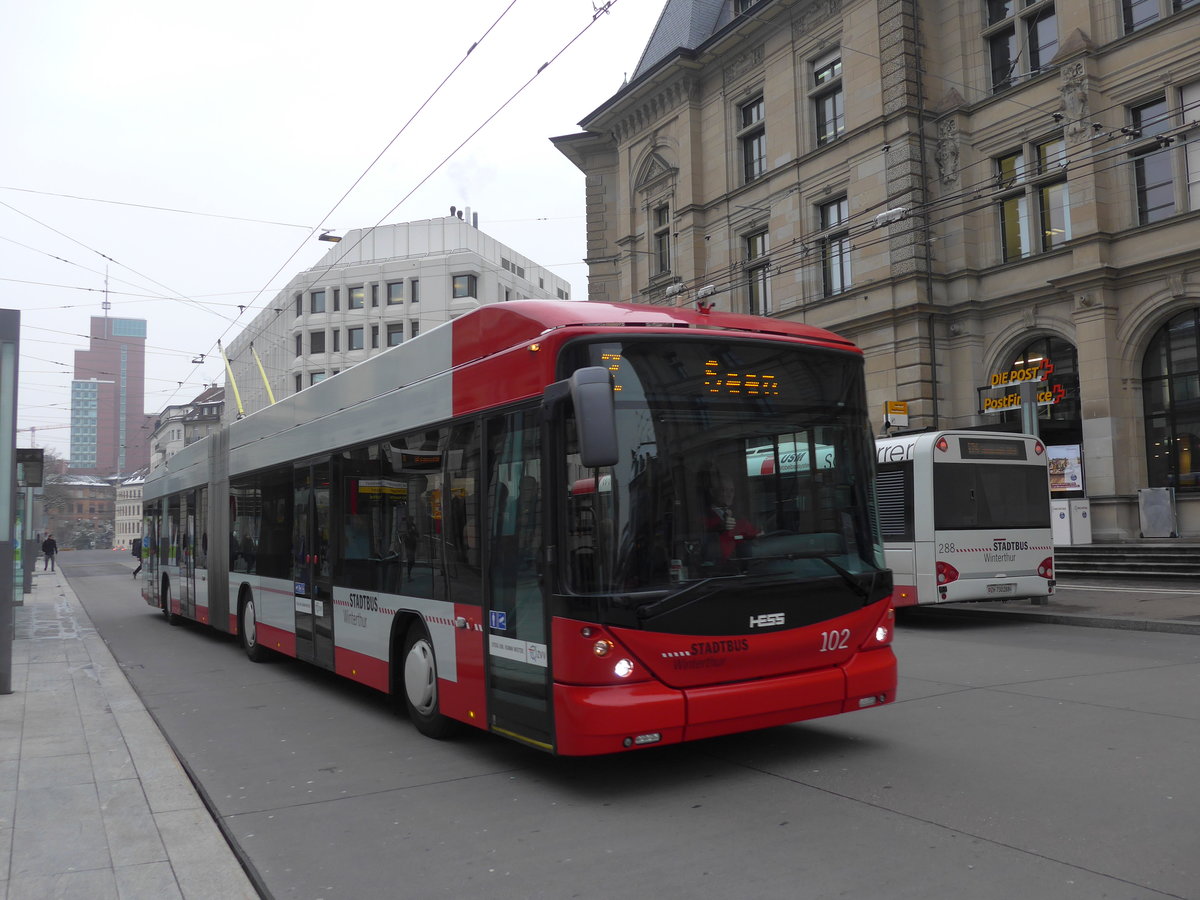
[238,586,271,663]
[394,617,458,739]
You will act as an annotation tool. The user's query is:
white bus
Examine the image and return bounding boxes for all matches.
[874,431,1054,607]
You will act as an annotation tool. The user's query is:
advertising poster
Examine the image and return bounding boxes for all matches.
[1048,444,1084,496]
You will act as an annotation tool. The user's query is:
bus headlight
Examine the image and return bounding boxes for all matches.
[614,658,634,678]
[593,639,613,657]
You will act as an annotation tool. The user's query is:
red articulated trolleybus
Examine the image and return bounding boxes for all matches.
[140,301,896,755]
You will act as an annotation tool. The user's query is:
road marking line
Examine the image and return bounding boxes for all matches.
[1057,584,1199,595]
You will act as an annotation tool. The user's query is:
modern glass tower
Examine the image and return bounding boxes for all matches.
[69,317,149,475]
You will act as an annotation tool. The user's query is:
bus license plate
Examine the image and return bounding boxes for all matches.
[987,583,1015,594]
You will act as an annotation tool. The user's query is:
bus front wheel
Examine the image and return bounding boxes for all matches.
[401,625,457,739]
[240,596,271,663]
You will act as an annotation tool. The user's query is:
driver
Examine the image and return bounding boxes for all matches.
[703,472,759,563]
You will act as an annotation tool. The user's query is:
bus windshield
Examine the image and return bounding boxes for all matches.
[560,338,885,597]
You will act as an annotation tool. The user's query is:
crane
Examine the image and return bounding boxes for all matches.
[17,424,70,447]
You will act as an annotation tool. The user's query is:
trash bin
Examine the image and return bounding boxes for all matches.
[1051,500,1072,545]
[1068,499,1091,545]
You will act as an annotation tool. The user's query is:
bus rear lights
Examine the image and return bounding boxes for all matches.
[935,436,949,453]
[1037,557,1054,579]
[623,732,662,748]
[935,561,959,584]
[593,639,614,658]
[1034,440,1045,455]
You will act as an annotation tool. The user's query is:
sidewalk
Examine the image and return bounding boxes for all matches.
[910,577,1200,635]
[1,568,258,900]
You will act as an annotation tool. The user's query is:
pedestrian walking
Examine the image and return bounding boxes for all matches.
[41,534,59,572]
[131,537,143,577]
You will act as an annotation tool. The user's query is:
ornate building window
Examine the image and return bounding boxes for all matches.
[738,96,766,182]
[653,204,671,275]
[819,197,851,296]
[812,50,844,146]
[996,136,1071,261]
[985,0,1057,92]
[1128,97,1177,225]
[745,230,770,315]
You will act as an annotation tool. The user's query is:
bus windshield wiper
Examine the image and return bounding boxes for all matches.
[813,555,874,604]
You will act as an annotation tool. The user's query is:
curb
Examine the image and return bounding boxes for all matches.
[907,605,1200,636]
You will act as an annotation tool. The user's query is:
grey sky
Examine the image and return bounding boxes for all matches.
[3,0,663,461]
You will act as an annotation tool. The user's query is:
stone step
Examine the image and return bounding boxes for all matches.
[1053,544,1200,579]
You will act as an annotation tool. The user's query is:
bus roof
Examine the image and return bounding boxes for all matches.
[146,301,862,496]
[875,430,1043,464]
[450,300,860,366]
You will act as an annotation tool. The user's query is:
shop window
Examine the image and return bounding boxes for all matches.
[1143,308,1200,490]
[992,335,1081,447]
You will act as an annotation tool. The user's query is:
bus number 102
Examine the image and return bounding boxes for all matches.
[820,629,851,651]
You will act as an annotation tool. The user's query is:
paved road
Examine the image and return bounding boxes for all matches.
[65,552,1200,900]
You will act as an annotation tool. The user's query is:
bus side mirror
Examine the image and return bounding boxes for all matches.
[568,367,618,469]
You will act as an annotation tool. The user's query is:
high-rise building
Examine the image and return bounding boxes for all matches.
[70,316,149,475]
[554,0,1200,541]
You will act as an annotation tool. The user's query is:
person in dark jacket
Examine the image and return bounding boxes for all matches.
[131,537,143,577]
[41,534,58,571]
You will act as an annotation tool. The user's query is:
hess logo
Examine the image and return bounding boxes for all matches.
[749,612,785,628]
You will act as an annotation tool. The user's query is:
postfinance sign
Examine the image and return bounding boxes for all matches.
[979,358,1064,413]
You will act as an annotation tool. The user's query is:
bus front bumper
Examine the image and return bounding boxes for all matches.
[552,647,897,756]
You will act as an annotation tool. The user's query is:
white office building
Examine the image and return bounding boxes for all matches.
[222,213,571,421]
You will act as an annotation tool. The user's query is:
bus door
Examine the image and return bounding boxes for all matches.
[180,491,196,621]
[293,460,335,669]
[484,410,552,750]
[142,506,159,599]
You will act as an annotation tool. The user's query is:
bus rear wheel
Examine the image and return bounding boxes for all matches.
[401,625,457,739]
[161,580,180,626]
[240,596,271,663]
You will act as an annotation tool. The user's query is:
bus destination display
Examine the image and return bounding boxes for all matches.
[958,438,1027,460]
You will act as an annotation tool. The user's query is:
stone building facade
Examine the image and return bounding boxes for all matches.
[554,0,1200,540]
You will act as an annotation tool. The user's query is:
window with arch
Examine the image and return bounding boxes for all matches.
[994,336,1080,445]
[1143,308,1200,490]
